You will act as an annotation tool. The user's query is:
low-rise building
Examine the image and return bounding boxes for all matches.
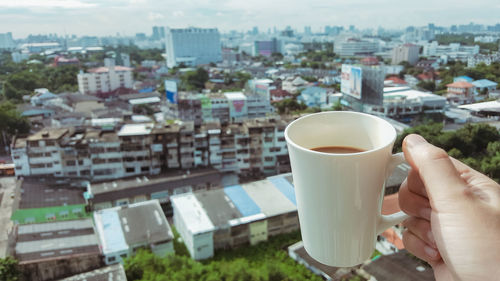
[446,81,475,104]
[14,219,102,281]
[85,168,221,210]
[11,180,89,224]
[472,79,498,95]
[93,200,174,265]
[171,173,299,260]
[467,52,500,68]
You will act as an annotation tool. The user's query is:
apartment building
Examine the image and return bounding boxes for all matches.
[334,38,378,57]
[171,173,299,260]
[422,42,479,61]
[12,116,291,181]
[165,27,222,68]
[176,91,273,125]
[391,44,420,65]
[77,60,133,95]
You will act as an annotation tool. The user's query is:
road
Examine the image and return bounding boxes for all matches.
[0,176,17,258]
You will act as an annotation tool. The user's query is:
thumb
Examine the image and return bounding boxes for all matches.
[403,134,468,208]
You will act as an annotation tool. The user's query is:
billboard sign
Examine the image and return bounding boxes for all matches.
[341,64,362,99]
[165,80,178,104]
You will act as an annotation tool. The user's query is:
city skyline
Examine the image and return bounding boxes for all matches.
[1,0,500,38]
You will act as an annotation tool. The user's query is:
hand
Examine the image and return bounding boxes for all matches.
[398,134,500,281]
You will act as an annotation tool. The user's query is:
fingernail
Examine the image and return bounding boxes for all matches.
[427,231,436,246]
[420,208,432,220]
[424,246,438,259]
[405,134,427,148]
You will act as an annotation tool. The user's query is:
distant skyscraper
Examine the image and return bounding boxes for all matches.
[304,26,312,35]
[252,26,259,35]
[349,25,355,32]
[152,26,165,40]
[165,27,222,68]
[0,32,15,50]
[391,44,420,65]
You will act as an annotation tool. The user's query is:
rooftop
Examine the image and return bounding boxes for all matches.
[15,219,100,263]
[171,193,215,235]
[94,200,173,254]
[19,180,85,209]
[117,123,154,136]
[128,96,161,105]
[446,81,474,88]
[458,100,500,112]
[87,66,133,73]
[27,128,69,141]
[363,250,434,281]
[60,264,127,281]
[194,189,242,227]
[224,92,247,100]
[471,79,498,88]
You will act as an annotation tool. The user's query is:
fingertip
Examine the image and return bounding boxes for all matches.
[404,134,427,150]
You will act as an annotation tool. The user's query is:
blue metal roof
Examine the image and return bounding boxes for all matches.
[100,211,128,254]
[472,79,498,88]
[268,176,297,206]
[453,76,473,82]
[224,185,261,217]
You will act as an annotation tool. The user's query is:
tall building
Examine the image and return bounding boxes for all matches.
[77,59,133,95]
[165,27,222,68]
[152,26,165,40]
[0,32,15,49]
[391,44,420,65]
[340,64,385,112]
[253,38,280,57]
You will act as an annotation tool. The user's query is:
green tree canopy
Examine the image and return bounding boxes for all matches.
[0,257,20,281]
[180,68,209,91]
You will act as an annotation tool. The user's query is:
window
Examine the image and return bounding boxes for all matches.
[126,167,135,173]
[13,155,20,159]
[46,163,53,168]
[277,137,285,142]
[78,160,83,165]
[141,166,149,172]
[80,170,90,176]
[66,160,76,166]
[92,158,105,164]
[68,171,77,176]
[264,157,273,162]
[107,256,116,263]
[45,140,55,146]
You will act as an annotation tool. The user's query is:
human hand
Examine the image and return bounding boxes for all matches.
[398,134,500,281]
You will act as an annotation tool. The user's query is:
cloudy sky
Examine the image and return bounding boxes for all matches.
[1,0,500,38]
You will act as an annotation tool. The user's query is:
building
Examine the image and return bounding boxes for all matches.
[85,168,221,210]
[453,76,474,83]
[422,42,479,61]
[176,91,273,125]
[14,219,102,281]
[446,81,475,105]
[165,27,222,68]
[472,79,498,95]
[94,200,174,265]
[11,180,89,224]
[468,52,500,68]
[458,100,500,118]
[11,116,290,181]
[340,64,386,112]
[77,60,133,95]
[171,173,299,260]
[152,26,166,40]
[60,264,127,281]
[391,44,420,65]
[334,38,378,57]
[298,87,329,108]
[365,87,446,121]
[253,38,281,57]
[0,32,16,49]
[362,250,434,281]
[11,51,30,63]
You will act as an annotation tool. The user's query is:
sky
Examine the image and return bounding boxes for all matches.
[1,0,500,38]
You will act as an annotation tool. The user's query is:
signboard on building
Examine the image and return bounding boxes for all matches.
[200,95,212,120]
[341,64,362,99]
[225,92,248,119]
[165,80,178,104]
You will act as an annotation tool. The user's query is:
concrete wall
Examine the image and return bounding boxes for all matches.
[20,255,102,281]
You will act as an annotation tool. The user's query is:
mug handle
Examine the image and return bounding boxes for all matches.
[376,152,410,235]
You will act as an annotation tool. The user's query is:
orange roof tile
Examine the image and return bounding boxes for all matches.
[446,81,474,88]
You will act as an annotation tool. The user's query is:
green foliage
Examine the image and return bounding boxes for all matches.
[171,226,190,257]
[0,257,20,281]
[436,33,474,45]
[417,80,435,92]
[394,123,500,182]
[3,70,43,100]
[273,98,307,114]
[124,231,322,281]
[180,68,209,91]
[437,62,500,90]
[0,101,30,136]
[109,46,164,65]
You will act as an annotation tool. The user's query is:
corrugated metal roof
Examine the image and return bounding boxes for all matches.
[94,211,128,254]
[223,185,261,217]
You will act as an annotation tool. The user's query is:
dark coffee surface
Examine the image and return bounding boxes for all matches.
[310,146,365,154]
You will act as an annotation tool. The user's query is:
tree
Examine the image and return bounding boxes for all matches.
[273,99,307,114]
[3,70,43,100]
[0,257,20,281]
[417,80,435,92]
[180,68,209,91]
[0,101,31,136]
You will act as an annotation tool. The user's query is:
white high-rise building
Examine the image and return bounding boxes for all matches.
[165,27,222,68]
[0,32,16,50]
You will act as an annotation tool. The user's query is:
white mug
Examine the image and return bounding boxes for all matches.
[285,111,409,267]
